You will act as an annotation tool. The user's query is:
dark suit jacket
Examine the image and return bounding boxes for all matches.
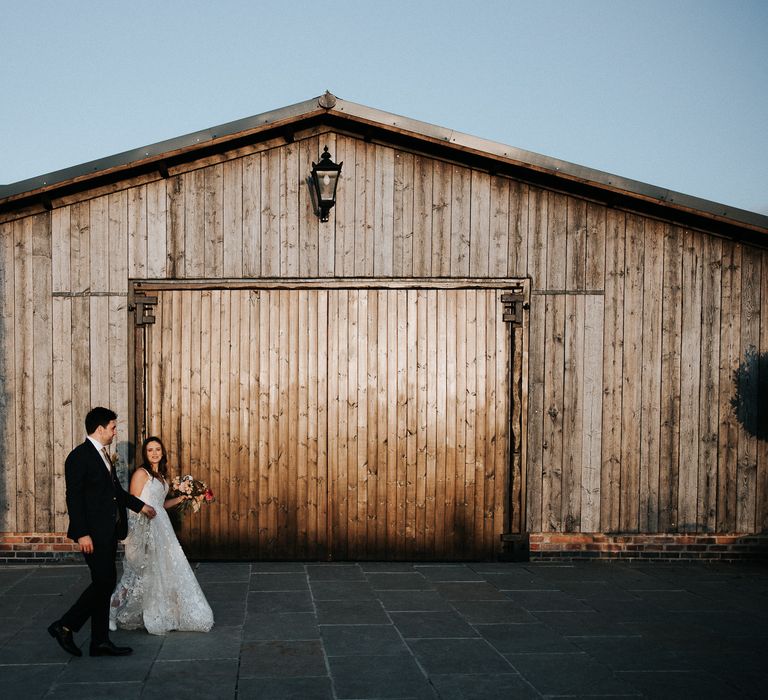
[65,440,145,543]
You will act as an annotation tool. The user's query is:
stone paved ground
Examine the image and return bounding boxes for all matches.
[1,560,767,698]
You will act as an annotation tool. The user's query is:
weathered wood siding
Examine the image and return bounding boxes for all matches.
[0,128,766,549]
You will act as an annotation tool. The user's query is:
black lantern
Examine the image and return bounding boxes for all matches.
[311,146,343,222]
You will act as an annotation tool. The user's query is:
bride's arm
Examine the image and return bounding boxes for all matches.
[164,494,188,509]
[129,468,150,498]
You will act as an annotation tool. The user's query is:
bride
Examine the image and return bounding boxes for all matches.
[110,436,214,635]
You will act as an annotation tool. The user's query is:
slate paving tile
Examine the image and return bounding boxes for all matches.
[200,580,250,600]
[305,564,365,580]
[243,612,319,641]
[44,681,144,699]
[479,572,557,591]
[450,600,538,624]
[359,561,417,572]
[55,651,156,683]
[320,623,407,656]
[5,575,84,595]
[554,579,642,601]
[429,673,539,700]
[616,670,745,699]
[376,590,453,612]
[507,651,640,696]
[314,599,389,624]
[327,653,436,699]
[570,635,699,671]
[390,611,478,638]
[406,637,513,675]
[633,589,737,612]
[503,589,590,611]
[236,676,333,699]
[3,663,66,700]
[194,562,252,581]
[208,601,247,626]
[141,658,239,700]
[247,591,313,613]
[248,562,306,574]
[532,610,633,636]
[366,572,433,590]
[239,640,327,678]
[433,582,508,601]
[309,580,375,600]
[583,597,669,621]
[474,622,580,654]
[248,573,309,591]
[413,565,484,582]
[155,624,242,660]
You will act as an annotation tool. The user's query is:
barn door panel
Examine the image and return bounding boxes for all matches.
[328,288,510,560]
[139,285,512,560]
[143,288,328,560]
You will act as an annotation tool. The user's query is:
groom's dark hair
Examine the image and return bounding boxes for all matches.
[85,407,117,435]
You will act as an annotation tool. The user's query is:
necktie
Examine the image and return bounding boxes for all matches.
[101,447,112,472]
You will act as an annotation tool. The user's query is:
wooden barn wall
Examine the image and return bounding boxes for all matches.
[0,130,766,538]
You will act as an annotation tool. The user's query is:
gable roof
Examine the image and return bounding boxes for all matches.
[1,92,766,244]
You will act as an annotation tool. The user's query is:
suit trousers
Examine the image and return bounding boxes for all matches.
[60,533,118,645]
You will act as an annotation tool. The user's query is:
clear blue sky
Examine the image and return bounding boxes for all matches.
[2,0,766,214]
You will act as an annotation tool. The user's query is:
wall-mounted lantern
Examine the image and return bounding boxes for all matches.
[310,146,343,222]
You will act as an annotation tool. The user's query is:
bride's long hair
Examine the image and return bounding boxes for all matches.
[139,436,169,482]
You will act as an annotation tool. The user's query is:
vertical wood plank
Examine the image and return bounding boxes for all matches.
[526,293,545,533]
[542,294,565,531]
[31,214,53,530]
[280,144,299,277]
[374,146,395,277]
[600,209,625,532]
[52,296,72,532]
[527,188,548,290]
[580,295,603,532]
[585,202,606,290]
[2,221,18,530]
[395,290,408,557]
[444,290,457,554]
[166,175,185,278]
[51,207,71,293]
[242,153,262,277]
[737,245,761,531]
[546,193,567,290]
[223,159,243,278]
[507,181,529,278]
[639,220,663,532]
[698,235,722,531]
[757,250,768,531]
[562,294,584,531]
[469,171,490,277]
[405,290,418,557]
[300,136,320,278]
[128,185,147,279]
[70,201,90,294]
[454,290,469,549]
[489,177,509,278]
[435,290,448,556]
[146,179,167,279]
[565,197,587,291]
[431,160,451,277]
[473,291,487,553]
[90,196,109,293]
[450,166,471,277]
[334,136,355,277]
[186,169,206,277]
[619,215,644,532]
[261,150,280,277]
[426,289,439,556]
[412,156,433,276]
[392,151,414,278]
[108,191,128,294]
[659,225,683,531]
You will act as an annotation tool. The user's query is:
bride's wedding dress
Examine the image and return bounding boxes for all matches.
[110,471,214,635]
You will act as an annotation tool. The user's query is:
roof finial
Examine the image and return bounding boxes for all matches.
[318,91,337,109]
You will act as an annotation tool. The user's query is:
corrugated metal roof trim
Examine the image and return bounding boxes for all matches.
[1,92,766,233]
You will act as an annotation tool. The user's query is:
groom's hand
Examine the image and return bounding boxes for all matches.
[141,505,157,519]
[78,535,94,554]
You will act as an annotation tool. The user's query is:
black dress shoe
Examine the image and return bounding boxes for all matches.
[48,621,82,657]
[89,640,133,657]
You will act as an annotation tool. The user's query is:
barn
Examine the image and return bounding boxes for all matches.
[1,92,766,562]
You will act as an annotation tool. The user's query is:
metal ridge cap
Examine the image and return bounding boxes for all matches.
[0,95,327,203]
[330,97,768,233]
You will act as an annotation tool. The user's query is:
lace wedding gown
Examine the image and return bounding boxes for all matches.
[110,472,214,635]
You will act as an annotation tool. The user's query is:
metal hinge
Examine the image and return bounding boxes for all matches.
[501,286,528,327]
[129,290,158,326]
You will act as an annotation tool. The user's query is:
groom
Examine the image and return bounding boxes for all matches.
[48,407,156,657]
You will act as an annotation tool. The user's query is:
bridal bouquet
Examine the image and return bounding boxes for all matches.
[168,474,215,514]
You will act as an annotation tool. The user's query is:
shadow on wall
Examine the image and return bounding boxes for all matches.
[731,348,768,442]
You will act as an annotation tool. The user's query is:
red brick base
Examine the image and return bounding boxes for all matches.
[529,533,768,562]
[0,533,81,563]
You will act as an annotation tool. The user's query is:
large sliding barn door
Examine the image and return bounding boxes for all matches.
[137,285,513,560]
